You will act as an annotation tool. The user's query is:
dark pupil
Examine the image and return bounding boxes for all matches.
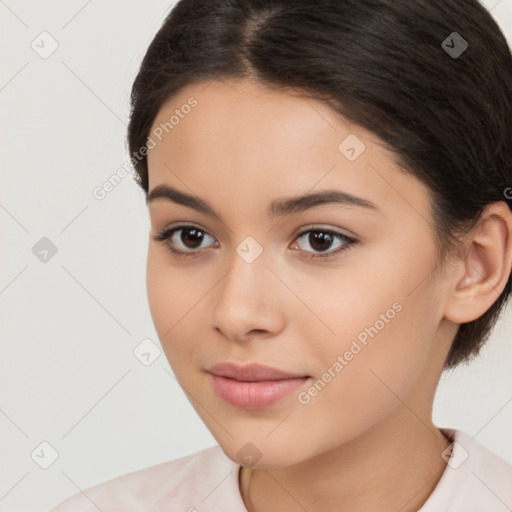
[309,231,333,252]
[182,228,204,249]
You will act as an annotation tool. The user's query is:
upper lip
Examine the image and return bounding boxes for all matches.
[207,362,308,382]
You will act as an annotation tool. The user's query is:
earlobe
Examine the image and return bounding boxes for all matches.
[444,202,512,324]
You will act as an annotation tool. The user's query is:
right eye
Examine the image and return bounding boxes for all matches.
[150,224,218,258]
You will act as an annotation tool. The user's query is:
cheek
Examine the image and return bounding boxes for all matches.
[293,301,436,455]
[302,257,437,407]
[146,249,174,334]
[146,246,201,330]
[314,243,437,357]
[146,248,198,364]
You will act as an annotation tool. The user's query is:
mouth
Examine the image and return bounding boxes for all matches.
[207,362,311,409]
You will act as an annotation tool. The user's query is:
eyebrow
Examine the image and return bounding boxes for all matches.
[146,184,381,219]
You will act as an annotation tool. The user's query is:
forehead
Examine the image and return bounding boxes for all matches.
[146,78,432,225]
[148,78,349,164]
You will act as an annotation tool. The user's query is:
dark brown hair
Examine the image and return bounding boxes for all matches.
[126,0,512,369]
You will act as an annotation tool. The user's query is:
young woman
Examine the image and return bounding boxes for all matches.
[50,0,512,510]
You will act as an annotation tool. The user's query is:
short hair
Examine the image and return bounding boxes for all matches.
[127,0,512,370]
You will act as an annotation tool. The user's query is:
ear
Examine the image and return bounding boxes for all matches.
[444,201,512,324]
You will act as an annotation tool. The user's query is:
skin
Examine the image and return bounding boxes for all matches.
[145,77,512,512]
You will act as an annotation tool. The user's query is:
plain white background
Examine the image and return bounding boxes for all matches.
[1,1,511,511]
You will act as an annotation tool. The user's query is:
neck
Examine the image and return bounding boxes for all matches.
[239,408,451,512]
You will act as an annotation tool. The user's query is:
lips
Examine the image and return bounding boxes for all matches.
[207,362,308,381]
[207,362,311,409]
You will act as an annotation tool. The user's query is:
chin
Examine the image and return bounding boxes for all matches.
[214,433,313,470]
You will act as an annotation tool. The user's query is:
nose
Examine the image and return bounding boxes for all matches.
[212,243,285,343]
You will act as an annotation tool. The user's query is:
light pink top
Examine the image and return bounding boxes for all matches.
[49,428,512,511]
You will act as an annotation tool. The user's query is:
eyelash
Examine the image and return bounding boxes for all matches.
[150,224,358,261]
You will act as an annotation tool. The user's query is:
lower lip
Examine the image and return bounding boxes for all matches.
[209,374,310,409]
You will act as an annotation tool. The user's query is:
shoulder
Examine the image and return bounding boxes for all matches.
[49,445,245,512]
[420,428,512,512]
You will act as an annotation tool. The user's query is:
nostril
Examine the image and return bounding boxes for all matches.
[248,329,267,336]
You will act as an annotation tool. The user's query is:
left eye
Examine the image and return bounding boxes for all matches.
[292,229,356,258]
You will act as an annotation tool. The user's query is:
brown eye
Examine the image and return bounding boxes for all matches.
[306,231,335,252]
[177,227,206,249]
[151,224,217,258]
[293,229,357,259]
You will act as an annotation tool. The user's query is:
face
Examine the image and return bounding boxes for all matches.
[145,78,454,468]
